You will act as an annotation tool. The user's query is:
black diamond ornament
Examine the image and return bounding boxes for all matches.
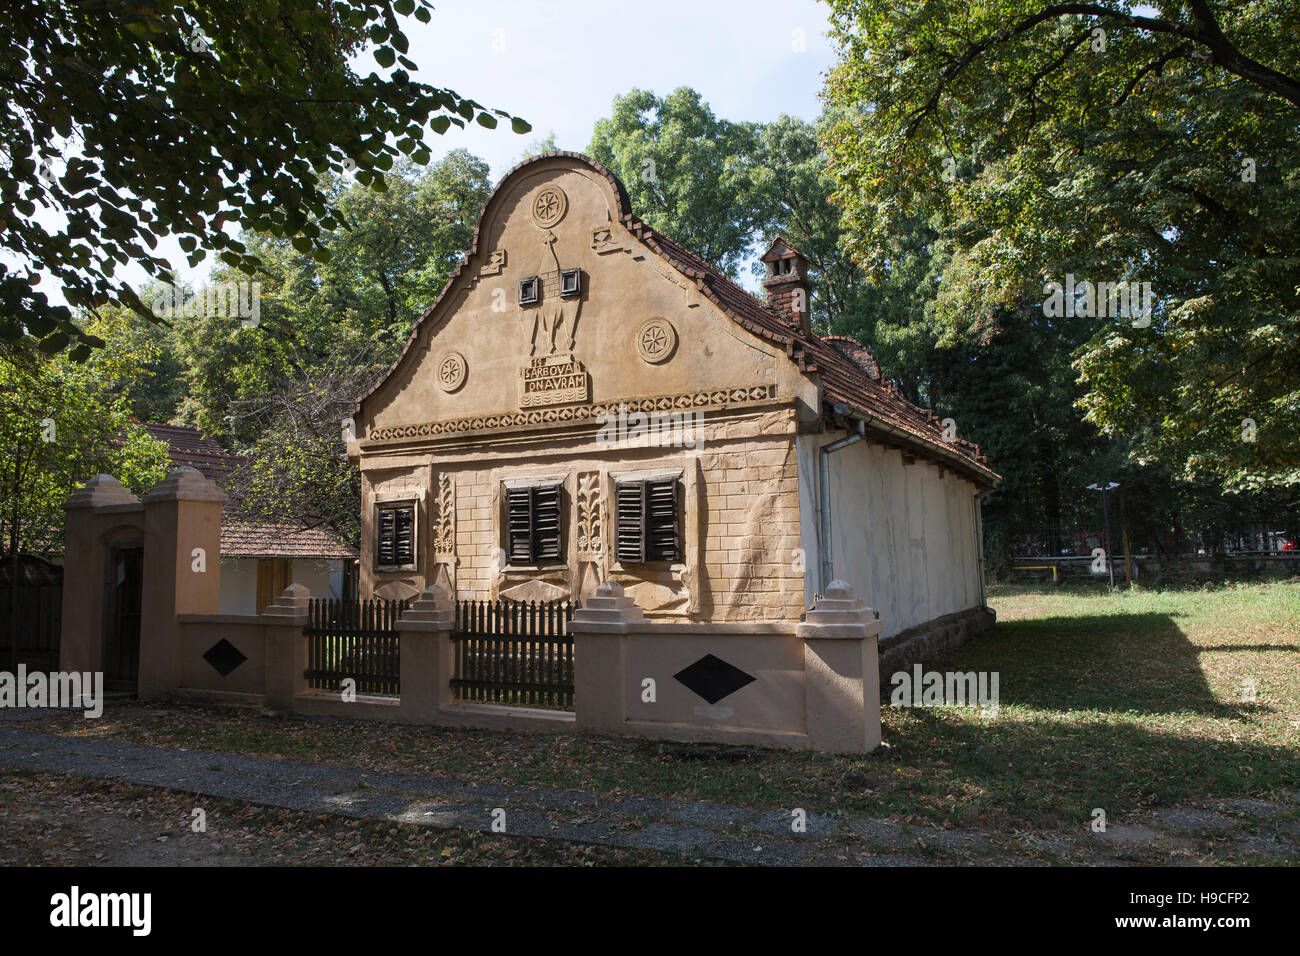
[673,654,756,705]
[203,639,247,678]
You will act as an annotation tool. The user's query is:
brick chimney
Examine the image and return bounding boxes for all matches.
[761,237,811,335]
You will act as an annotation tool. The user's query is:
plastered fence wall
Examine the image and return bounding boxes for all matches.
[61,468,884,753]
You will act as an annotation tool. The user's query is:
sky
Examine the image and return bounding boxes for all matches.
[405,0,839,178]
[30,0,839,303]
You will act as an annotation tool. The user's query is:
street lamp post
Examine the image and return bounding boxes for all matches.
[1087,482,1120,591]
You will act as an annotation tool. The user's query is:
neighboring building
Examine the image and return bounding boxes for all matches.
[142,424,357,613]
[348,152,998,642]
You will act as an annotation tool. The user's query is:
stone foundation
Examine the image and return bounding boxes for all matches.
[877,605,996,686]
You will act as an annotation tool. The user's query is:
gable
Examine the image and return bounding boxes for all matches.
[356,154,815,446]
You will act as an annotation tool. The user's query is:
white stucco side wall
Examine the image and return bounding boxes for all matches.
[218,557,344,614]
[219,558,258,614]
[796,432,822,611]
[800,432,985,638]
[293,559,338,602]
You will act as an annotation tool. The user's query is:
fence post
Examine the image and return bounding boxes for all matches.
[795,580,883,754]
[395,585,455,721]
[262,583,310,712]
[138,467,225,699]
[569,581,644,733]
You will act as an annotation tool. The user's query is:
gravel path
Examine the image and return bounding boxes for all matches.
[2,721,1296,866]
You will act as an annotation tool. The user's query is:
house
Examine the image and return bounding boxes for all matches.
[141,424,357,613]
[348,151,998,657]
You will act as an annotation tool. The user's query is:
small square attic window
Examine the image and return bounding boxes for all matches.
[559,268,581,298]
[519,277,540,305]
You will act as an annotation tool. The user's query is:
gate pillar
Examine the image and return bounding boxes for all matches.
[61,475,143,675]
[138,467,225,698]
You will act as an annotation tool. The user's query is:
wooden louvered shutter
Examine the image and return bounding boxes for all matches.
[506,486,533,564]
[377,506,414,567]
[615,481,646,563]
[645,478,680,561]
[377,507,396,566]
[532,484,562,562]
[392,506,414,565]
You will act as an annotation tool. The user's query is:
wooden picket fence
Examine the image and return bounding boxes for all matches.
[303,598,406,698]
[451,599,576,710]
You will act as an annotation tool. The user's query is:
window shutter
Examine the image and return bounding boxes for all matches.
[615,481,646,564]
[377,507,396,565]
[506,487,533,564]
[376,505,415,567]
[646,478,680,561]
[532,484,562,561]
[393,506,414,565]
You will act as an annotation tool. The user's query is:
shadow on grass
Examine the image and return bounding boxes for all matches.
[946,612,1246,718]
[875,704,1299,828]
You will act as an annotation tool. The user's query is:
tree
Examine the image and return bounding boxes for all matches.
[588,88,762,276]
[744,114,873,335]
[0,315,171,561]
[224,354,373,547]
[108,152,493,540]
[821,0,1300,490]
[153,151,491,446]
[516,132,560,162]
[2,0,528,358]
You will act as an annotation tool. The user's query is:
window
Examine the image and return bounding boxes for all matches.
[615,478,680,563]
[559,268,581,298]
[519,276,540,305]
[505,483,563,564]
[376,503,416,568]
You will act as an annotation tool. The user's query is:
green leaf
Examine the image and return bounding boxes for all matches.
[38,332,70,355]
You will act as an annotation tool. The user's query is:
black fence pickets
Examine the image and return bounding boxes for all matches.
[448,596,576,710]
[303,596,407,698]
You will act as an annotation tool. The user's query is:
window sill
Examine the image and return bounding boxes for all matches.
[610,562,685,574]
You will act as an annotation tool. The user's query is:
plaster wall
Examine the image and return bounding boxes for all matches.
[816,433,984,637]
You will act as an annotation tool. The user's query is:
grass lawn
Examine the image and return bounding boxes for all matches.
[38,580,1300,862]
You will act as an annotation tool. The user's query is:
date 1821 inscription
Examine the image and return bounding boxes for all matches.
[519,355,590,408]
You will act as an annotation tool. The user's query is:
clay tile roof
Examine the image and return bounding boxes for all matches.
[141,422,238,485]
[356,152,998,486]
[141,423,358,559]
[632,220,998,485]
[823,336,881,381]
[220,516,358,560]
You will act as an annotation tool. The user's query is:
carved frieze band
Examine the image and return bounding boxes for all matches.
[368,384,779,443]
[434,473,455,554]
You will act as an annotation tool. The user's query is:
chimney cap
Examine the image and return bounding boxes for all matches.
[759,236,807,264]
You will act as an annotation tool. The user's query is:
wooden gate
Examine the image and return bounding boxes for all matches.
[303,598,406,697]
[103,546,143,691]
[0,581,62,672]
[451,599,576,710]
